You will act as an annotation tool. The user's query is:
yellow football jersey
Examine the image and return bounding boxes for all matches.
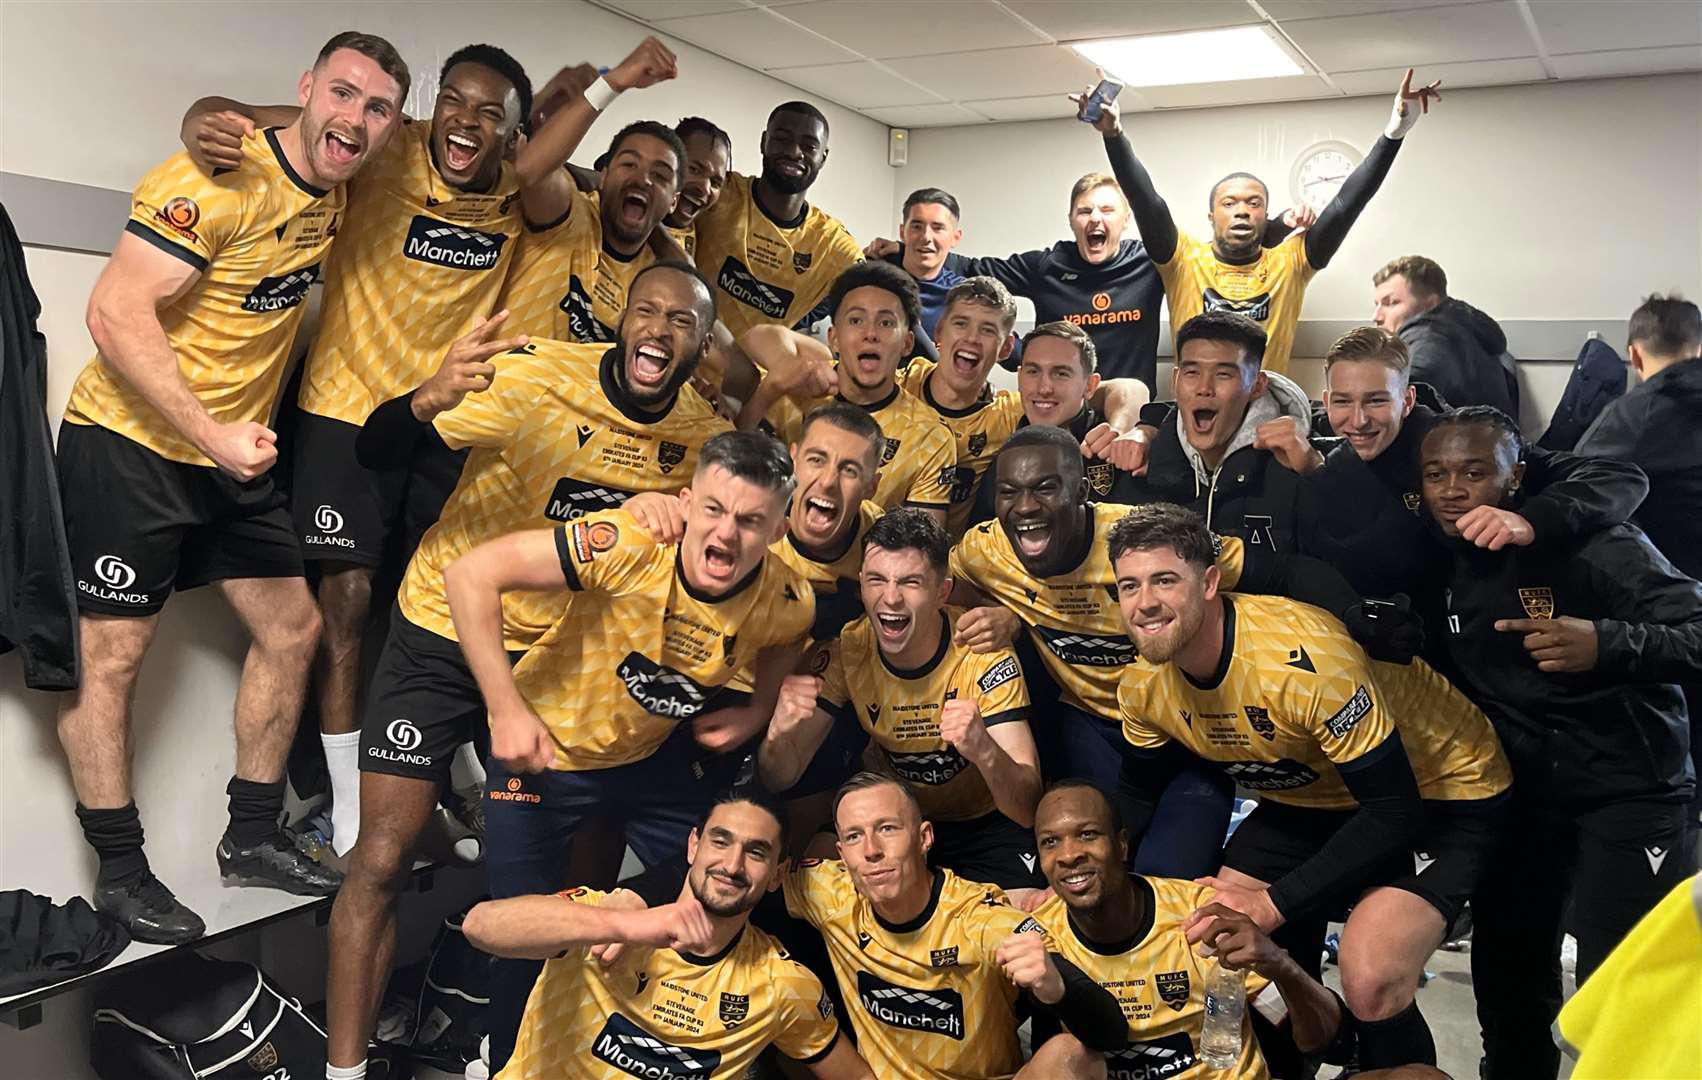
[818,608,1030,823]
[949,506,1247,722]
[64,128,343,466]
[1118,594,1510,809]
[898,359,1025,536]
[298,119,521,425]
[784,861,1048,1080]
[396,341,731,648]
[497,188,658,342]
[1158,232,1315,375]
[768,385,955,513]
[663,221,697,260]
[1034,878,1277,1080]
[501,887,840,1080]
[692,172,862,337]
[516,509,815,771]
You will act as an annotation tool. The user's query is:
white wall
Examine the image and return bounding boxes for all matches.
[0,3,894,1073]
[891,73,1702,418]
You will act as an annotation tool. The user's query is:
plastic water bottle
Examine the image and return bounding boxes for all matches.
[1200,962,1245,1069]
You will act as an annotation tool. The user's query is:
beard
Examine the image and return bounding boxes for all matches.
[692,869,756,918]
[760,161,812,195]
[614,332,702,409]
[1134,600,1205,664]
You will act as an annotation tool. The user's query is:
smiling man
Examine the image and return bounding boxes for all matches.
[318,264,734,1077]
[1029,781,1345,1079]
[445,429,816,1070]
[180,44,537,857]
[662,117,733,258]
[1108,502,1512,1071]
[463,791,874,1080]
[759,510,1045,893]
[56,32,408,947]
[785,773,1131,1079]
[693,101,863,337]
[1416,408,1701,1080]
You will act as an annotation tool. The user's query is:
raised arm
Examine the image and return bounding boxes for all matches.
[1304,70,1440,269]
[181,97,300,172]
[443,527,571,772]
[463,889,712,960]
[87,233,276,480]
[1075,75,1179,264]
[517,37,678,226]
[734,325,837,431]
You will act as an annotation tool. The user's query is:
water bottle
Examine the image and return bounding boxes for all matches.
[1200,962,1245,1069]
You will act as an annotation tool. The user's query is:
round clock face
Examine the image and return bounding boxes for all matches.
[1291,140,1363,211]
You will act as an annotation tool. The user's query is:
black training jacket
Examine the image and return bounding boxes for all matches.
[1577,356,1702,581]
[0,204,78,689]
[1431,518,1701,806]
[1299,403,1651,600]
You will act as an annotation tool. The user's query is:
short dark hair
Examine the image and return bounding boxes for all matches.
[695,788,788,851]
[827,261,922,332]
[1041,778,1124,837]
[316,32,411,101]
[631,259,718,327]
[676,116,732,156]
[863,507,950,576]
[1176,310,1268,368]
[997,424,1086,489]
[1627,293,1701,358]
[1070,171,1123,209]
[832,771,921,830]
[1427,405,1526,465]
[1373,255,1448,300]
[798,401,884,464]
[770,100,829,138]
[695,430,796,499]
[1325,325,1411,379]
[902,187,960,222]
[1208,171,1268,208]
[440,44,532,134]
[606,120,687,178]
[941,277,1018,334]
[1106,503,1217,571]
[1021,321,1097,375]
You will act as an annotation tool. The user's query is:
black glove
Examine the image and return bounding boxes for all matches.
[1344,593,1424,664]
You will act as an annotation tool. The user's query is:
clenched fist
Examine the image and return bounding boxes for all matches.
[996,928,1064,1004]
[939,697,992,763]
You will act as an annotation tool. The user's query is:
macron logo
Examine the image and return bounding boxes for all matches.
[1645,846,1669,876]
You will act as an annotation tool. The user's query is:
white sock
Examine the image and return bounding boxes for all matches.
[326,1062,366,1080]
[321,730,362,856]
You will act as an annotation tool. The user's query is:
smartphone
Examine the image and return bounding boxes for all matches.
[1358,598,1404,621]
[1080,78,1124,123]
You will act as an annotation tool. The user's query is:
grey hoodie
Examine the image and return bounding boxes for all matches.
[1177,370,1314,492]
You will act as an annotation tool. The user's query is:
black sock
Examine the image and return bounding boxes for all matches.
[1357,1000,1437,1069]
[225,777,287,848]
[76,803,150,887]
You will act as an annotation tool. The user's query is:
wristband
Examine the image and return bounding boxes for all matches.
[584,76,620,113]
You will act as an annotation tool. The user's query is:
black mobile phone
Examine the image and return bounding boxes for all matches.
[1080,78,1123,123]
[1359,598,1402,620]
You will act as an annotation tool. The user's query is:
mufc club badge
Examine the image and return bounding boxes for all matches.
[1087,462,1115,496]
[719,991,750,1027]
[793,251,813,274]
[1244,705,1276,741]
[1518,587,1555,619]
[657,441,687,474]
[967,432,988,458]
[1155,970,1190,1011]
[882,436,900,463]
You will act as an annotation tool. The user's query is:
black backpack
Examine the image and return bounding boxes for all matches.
[387,907,494,1074]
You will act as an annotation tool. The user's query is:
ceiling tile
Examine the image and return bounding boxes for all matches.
[884,44,1101,99]
[961,94,1091,121]
[600,0,752,20]
[1528,0,1702,55]
[1263,0,1489,19]
[1285,0,1534,71]
[765,60,944,108]
[649,7,858,68]
[1000,0,1262,41]
[1549,44,1702,79]
[863,102,987,127]
[1140,73,1338,109]
[780,0,1047,59]
[1329,56,1548,94]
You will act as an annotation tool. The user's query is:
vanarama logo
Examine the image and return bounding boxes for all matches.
[490,776,542,804]
[80,555,150,605]
[1065,291,1142,328]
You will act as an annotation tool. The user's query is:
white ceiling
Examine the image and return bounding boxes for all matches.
[588,0,1702,126]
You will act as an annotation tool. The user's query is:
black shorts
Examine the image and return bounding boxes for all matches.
[359,607,520,783]
[57,422,302,617]
[290,411,409,567]
[1222,795,1506,925]
[930,811,1045,890]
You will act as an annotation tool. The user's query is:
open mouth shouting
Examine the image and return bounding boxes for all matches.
[1186,403,1221,441]
[1082,222,1110,258]
[949,345,983,381]
[873,609,913,648]
[628,339,674,390]
[675,189,705,220]
[849,349,886,382]
[1012,519,1053,561]
[618,184,652,229]
[797,492,842,539]
[322,127,363,168]
[442,130,482,174]
[699,539,739,583]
